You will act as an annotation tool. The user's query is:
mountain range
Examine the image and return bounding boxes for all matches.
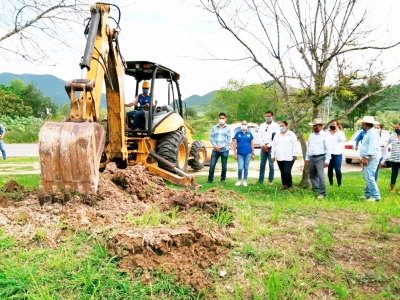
[0,73,215,108]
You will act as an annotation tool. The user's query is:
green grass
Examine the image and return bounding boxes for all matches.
[1,168,399,299]
[2,157,39,164]
[0,230,200,299]
[0,174,40,188]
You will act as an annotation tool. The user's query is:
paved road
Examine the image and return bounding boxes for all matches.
[3,144,364,178]
[4,144,39,157]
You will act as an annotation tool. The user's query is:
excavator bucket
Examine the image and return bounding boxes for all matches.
[38,122,106,196]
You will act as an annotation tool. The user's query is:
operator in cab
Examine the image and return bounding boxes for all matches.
[125,81,153,130]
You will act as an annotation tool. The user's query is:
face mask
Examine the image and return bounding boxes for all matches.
[143,88,149,94]
[241,125,247,130]
[329,125,336,130]
[279,127,286,133]
[395,129,400,135]
[219,118,226,125]
[266,116,272,122]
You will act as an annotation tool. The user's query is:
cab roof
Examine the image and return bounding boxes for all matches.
[125,61,180,82]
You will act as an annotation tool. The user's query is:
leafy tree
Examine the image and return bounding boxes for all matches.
[0,89,33,117]
[206,79,279,124]
[7,79,58,118]
[185,107,198,119]
[331,72,385,129]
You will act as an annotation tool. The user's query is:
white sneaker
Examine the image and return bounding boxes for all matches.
[235,180,242,186]
[243,181,247,187]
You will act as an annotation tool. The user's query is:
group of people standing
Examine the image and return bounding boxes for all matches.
[207,111,400,202]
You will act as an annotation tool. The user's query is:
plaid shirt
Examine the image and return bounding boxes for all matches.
[210,123,232,152]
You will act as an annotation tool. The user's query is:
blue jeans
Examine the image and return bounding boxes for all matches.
[362,157,380,200]
[208,150,229,182]
[328,154,342,186]
[375,157,383,181]
[0,140,6,160]
[237,153,252,180]
[259,149,274,183]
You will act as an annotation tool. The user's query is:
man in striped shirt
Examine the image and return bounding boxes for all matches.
[207,113,232,183]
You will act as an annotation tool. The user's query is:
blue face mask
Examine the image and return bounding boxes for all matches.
[143,88,149,94]
[279,127,286,133]
[395,129,400,135]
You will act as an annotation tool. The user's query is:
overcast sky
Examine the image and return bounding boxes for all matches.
[1,0,400,103]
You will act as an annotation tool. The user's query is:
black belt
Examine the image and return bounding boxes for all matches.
[311,154,324,157]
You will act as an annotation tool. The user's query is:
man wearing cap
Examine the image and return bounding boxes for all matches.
[357,116,381,202]
[305,118,331,199]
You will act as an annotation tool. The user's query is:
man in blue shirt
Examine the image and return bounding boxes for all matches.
[0,123,6,160]
[357,116,381,201]
[125,81,152,130]
[305,118,331,199]
[207,113,232,183]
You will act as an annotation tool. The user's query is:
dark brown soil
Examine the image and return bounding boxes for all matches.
[0,163,235,292]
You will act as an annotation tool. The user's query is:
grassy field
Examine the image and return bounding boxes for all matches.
[0,160,399,299]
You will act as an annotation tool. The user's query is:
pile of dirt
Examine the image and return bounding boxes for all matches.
[0,163,237,292]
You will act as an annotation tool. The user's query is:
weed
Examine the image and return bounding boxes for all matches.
[212,207,234,226]
[34,228,46,242]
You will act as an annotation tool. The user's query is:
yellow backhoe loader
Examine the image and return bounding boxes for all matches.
[38,3,209,198]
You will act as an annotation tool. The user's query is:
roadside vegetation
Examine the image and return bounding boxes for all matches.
[0,167,399,299]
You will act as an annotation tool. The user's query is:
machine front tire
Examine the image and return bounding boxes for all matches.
[188,141,207,171]
[157,130,188,171]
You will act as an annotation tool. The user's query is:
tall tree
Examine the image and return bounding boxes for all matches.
[197,0,400,185]
[206,79,279,123]
[0,0,89,64]
[0,89,33,117]
[8,79,58,118]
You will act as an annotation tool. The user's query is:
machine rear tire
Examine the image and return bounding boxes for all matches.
[188,141,207,171]
[157,130,188,171]
[345,158,352,164]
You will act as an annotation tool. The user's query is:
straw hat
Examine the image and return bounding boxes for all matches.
[308,118,324,126]
[356,116,379,125]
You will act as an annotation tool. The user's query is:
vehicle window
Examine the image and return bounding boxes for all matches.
[234,127,241,133]
[248,126,258,133]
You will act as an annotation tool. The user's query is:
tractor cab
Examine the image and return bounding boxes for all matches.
[125,61,184,137]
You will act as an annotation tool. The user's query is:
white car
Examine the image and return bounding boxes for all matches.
[230,122,261,148]
[343,129,392,167]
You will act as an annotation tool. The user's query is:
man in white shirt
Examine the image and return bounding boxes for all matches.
[305,118,331,199]
[374,122,389,181]
[257,110,280,184]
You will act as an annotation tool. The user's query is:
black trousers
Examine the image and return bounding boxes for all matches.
[277,160,295,187]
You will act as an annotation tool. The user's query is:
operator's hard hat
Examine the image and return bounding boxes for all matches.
[142,81,150,88]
